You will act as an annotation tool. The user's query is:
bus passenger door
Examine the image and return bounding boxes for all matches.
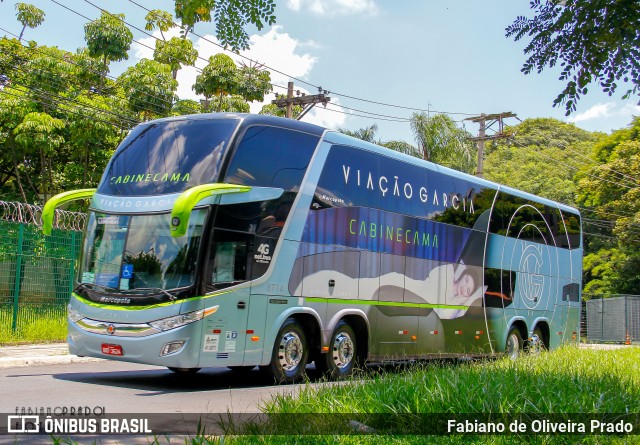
[203,233,252,367]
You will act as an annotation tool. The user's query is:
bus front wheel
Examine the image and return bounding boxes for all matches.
[316,321,357,380]
[263,318,309,383]
[506,327,523,360]
[168,367,201,374]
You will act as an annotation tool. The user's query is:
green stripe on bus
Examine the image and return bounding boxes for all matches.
[305,297,468,310]
[71,289,234,310]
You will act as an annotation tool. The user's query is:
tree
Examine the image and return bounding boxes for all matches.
[194,53,271,112]
[338,124,381,143]
[194,53,239,111]
[84,10,134,86]
[14,3,45,41]
[171,99,203,116]
[260,94,302,118]
[236,61,272,103]
[506,0,640,115]
[118,59,177,119]
[174,0,276,51]
[154,37,198,79]
[336,116,474,172]
[575,118,640,295]
[13,112,65,202]
[144,9,175,41]
[484,118,599,204]
[410,112,476,173]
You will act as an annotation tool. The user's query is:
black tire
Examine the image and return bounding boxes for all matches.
[316,321,357,380]
[168,367,201,374]
[228,366,255,374]
[262,318,309,383]
[505,327,523,360]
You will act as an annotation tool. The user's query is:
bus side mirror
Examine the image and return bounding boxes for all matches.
[171,183,251,237]
[42,189,96,235]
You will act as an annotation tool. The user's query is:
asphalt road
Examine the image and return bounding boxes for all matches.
[1,360,313,415]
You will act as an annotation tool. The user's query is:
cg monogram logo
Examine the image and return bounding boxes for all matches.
[518,243,545,310]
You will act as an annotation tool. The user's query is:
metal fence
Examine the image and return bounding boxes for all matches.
[0,201,86,332]
[585,295,640,344]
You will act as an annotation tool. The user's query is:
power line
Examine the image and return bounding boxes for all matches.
[123,0,479,118]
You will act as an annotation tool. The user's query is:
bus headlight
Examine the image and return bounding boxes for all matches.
[149,305,219,332]
[68,305,84,323]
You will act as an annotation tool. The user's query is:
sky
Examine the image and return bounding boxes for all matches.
[1,0,639,144]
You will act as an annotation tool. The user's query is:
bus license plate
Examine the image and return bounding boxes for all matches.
[101,344,123,356]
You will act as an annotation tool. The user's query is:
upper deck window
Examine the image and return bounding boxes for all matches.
[98,118,238,196]
[224,125,319,191]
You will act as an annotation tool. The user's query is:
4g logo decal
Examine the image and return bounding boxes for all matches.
[254,243,272,264]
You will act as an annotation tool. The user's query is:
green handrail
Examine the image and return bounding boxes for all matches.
[171,183,250,237]
[42,189,96,235]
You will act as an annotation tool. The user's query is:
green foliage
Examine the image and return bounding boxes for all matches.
[171,99,203,116]
[506,0,640,115]
[144,9,175,39]
[576,117,640,295]
[411,112,475,173]
[0,0,281,202]
[0,308,67,344]
[236,61,272,103]
[484,118,599,205]
[194,53,238,99]
[260,94,303,118]
[228,347,640,443]
[194,53,269,112]
[340,114,476,174]
[84,10,133,69]
[175,0,276,51]
[582,248,625,296]
[338,124,381,143]
[15,2,45,41]
[118,58,177,119]
[154,37,198,78]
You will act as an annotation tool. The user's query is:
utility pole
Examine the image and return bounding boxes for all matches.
[272,81,331,120]
[465,112,517,178]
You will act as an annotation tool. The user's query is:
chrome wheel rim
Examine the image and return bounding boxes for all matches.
[332,332,354,370]
[278,331,303,371]
[507,333,520,359]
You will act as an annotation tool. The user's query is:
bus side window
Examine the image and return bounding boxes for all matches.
[208,232,251,289]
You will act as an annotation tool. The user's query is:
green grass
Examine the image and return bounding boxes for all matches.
[0,307,67,344]
[225,346,640,444]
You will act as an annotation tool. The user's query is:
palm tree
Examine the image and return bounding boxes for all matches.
[337,114,476,174]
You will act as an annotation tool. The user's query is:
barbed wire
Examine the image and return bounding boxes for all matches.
[0,201,87,231]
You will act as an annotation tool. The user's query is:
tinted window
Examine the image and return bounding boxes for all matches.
[489,192,580,249]
[98,118,237,196]
[312,145,496,229]
[560,210,581,249]
[224,125,319,191]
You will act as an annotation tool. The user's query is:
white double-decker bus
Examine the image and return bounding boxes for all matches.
[44,113,582,382]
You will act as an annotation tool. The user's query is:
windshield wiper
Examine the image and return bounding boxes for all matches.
[131,287,177,301]
[78,282,117,293]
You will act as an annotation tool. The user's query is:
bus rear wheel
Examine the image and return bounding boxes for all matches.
[263,318,309,383]
[506,327,523,360]
[316,321,357,380]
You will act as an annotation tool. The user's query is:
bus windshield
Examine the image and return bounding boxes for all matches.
[79,210,206,292]
[97,117,238,196]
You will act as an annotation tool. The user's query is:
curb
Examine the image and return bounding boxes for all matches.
[0,343,106,369]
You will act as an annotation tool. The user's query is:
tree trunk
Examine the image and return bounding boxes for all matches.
[10,150,28,203]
